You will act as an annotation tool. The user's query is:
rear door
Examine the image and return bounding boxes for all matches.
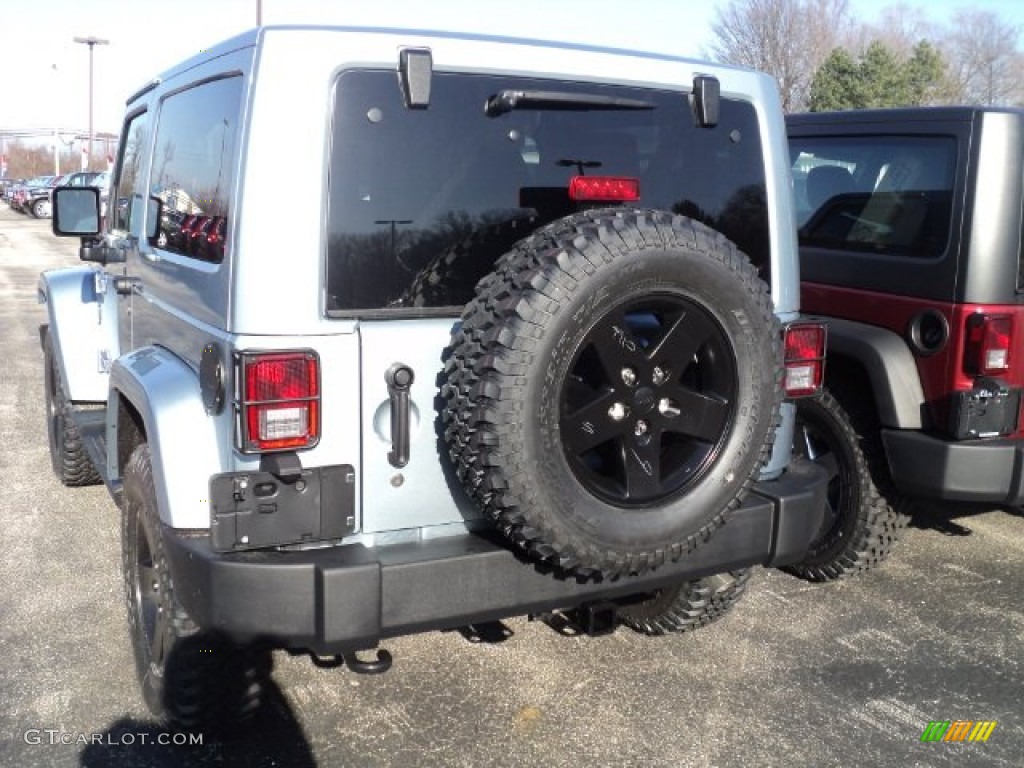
[325,68,771,534]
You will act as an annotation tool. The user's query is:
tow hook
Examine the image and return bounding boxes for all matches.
[307,648,393,674]
[344,649,393,675]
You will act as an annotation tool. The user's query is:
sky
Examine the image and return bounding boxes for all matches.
[1,0,1022,138]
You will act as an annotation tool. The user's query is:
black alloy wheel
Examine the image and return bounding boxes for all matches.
[560,294,737,506]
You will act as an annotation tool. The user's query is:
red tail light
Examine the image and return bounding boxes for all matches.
[239,351,320,452]
[784,322,826,397]
[568,175,640,202]
[965,314,1011,376]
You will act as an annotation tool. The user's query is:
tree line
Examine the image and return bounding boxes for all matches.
[709,0,1023,112]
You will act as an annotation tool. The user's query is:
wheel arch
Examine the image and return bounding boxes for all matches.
[821,317,925,429]
[109,346,225,529]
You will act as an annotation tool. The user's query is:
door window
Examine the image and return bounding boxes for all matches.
[150,76,242,262]
[109,110,148,233]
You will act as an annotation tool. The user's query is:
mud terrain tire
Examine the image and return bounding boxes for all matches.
[618,568,753,635]
[786,387,910,581]
[43,330,102,487]
[122,444,270,731]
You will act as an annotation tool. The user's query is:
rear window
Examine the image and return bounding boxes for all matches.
[790,135,956,259]
[326,70,769,313]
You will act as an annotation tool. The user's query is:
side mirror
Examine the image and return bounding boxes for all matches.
[146,196,163,245]
[52,187,100,237]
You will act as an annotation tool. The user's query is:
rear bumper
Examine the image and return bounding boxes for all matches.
[165,458,828,655]
[882,429,1024,505]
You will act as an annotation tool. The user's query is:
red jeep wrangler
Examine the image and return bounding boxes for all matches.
[784,107,1024,580]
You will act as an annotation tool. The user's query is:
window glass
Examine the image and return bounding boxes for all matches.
[150,76,242,262]
[790,135,956,258]
[110,111,148,233]
[327,70,768,312]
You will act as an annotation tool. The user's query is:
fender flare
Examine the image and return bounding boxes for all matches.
[110,346,224,529]
[821,317,925,429]
[37,267,118,401]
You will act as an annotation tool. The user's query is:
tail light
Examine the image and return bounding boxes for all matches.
[569,175,640,202]
[964,314,1011,376]
[784,322,827,397]
[238,351,320,452]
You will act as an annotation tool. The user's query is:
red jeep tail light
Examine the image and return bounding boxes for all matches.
[239,351,320,452]
[568,175,640,202]
[784,322,827,397]
[965,314,1012,376]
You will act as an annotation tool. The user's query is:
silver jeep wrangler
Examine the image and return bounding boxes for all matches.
[44,26,827,730]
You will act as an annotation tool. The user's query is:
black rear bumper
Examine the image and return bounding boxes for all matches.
[882,429,1024,505]
[165,459,828,655]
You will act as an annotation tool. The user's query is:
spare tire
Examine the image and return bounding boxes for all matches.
[443,209,781,578]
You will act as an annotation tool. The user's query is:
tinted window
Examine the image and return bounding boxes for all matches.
[327,70,768,312]
[110,111,148,233]
[790,135,956,259]
[150,76,242,262]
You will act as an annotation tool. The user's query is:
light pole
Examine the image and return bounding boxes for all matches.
[73,36,110,172]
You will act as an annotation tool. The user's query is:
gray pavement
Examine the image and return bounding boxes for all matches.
[0,204,1021,767]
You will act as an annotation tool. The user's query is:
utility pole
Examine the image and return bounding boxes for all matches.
[73,36,110,172]
[257,0,262,25]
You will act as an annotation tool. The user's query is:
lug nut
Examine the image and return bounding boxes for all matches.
[634,420,649,436]
[652,366,669,386]
[621,367,638,387]
[608,402,628,422]
[658,398,681,418]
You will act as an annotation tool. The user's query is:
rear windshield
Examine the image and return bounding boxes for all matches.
[789,135,956,259]
[326,70,768,313]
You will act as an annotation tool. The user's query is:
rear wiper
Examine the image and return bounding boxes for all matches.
[485,89,656,117]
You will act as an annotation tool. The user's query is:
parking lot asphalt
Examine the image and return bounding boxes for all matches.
[0,204,1021,768]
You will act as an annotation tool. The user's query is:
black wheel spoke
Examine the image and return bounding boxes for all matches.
[797,422,840,481]
[816,451,841,482]
[648,309,716,366]
[150,606,167,663]
[597,310,644,367]
[138,564,159,598]
[562,393,621,453]
[624,441,662,500]
[662,386,731,442]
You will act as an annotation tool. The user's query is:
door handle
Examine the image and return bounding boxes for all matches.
[384,363,415,469]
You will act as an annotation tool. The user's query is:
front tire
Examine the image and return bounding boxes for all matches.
[43,330,101,486]
[785,388,909,581]
[122,444,269,731]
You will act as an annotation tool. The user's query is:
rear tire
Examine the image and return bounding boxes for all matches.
[43,330,101,487]
[785,387,910,581]
[122,444,270,731]
[618,569,752,635]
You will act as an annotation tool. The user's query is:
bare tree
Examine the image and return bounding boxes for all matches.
[942,10,1023,106]
[854,3,938,58]
[708,0,852,112]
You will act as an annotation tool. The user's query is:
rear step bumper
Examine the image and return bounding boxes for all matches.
[882,429,1024,504]
[165,459,828,655]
